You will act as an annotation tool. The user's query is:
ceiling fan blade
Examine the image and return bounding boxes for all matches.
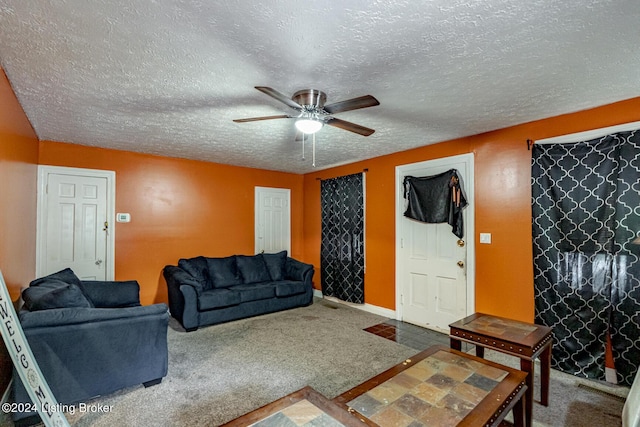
[323,95,379,114]
[255,86,302,110]
[326,118,375,136]
[233,115,290,123]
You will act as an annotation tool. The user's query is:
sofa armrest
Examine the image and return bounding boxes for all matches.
[13,303,169,421]
[163,266,204,294]
[19,304,168,329]
[80,280,141,307]
[163,266,201,330]
[285,258,314,286]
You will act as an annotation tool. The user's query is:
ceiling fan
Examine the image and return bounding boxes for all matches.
[233,86,380,136]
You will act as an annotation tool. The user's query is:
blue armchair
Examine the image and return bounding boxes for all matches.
[12,269,169,426]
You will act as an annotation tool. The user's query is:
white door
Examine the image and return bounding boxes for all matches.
[255,187,291,255]
[395,154,475,332]
[37,166,115,280]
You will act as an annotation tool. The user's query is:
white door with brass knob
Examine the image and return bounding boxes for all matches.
[36,166,115,280]
[395,154,475,332]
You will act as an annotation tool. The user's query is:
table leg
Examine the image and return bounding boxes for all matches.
[540,342,551,406]
[450,337,462,351]
[512,386,526,427]
[520,359,534,427]
[475,345,485,358]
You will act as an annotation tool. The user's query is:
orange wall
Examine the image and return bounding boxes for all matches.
[0,68,39,300]
[39,142,305,305]
[0,67,39,394]
[303,96,640,323]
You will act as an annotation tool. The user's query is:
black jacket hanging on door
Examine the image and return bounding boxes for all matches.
[403,169,467,238]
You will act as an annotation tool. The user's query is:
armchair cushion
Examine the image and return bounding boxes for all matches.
[236,255,271,284]
[206,256,243,288]
[22,280,92,311]
[262,251,287,281]
[80,280,141,308]
[178,256,211,290]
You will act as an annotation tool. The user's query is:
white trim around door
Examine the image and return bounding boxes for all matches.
[36,165,116,280]
[395,153,475,331]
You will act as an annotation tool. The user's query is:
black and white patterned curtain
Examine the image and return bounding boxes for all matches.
[532,130,640,386]
[321,173,365,304]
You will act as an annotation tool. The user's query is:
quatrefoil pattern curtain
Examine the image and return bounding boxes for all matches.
[320,173,365,304]
[531,130,640,386]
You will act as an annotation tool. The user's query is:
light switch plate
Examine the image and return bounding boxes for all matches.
[479,233,492,244]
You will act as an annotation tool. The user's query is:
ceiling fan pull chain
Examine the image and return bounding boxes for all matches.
[312,133,316,167]
[301,133,305,160]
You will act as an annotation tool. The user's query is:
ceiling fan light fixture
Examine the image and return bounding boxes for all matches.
[295,118,323,134]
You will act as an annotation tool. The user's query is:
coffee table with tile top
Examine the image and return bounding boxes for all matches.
[449,312,553,427]
[221,386,378,427]
[334,345,527,427]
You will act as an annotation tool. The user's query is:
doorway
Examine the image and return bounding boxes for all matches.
[395,154,475,332]
[36,166,115,280]
[254,187,291,255]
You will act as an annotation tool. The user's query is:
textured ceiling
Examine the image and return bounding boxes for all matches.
[1,1,639,174]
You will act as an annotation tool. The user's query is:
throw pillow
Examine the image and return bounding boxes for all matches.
[206,256,243,288]
[178,256,212,290]
[236,255,271,284]
[29,268,82,288]
[22,280,93,311]
[262,251,287,281]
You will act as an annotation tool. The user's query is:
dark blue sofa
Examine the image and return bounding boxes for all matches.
[163,251,314,331]
[12,269,169,426]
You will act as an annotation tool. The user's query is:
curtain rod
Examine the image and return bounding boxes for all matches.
[316,168,368,181]
[528,120,640,150]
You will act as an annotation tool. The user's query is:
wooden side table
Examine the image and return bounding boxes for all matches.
[449,312,553,427]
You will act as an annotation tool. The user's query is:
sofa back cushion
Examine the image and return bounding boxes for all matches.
[80,280,140,308]
[22,280,93,311]
[178,256,212,290]
[262,251,287,281]
[206,256,243,288]
[236,255,271,284]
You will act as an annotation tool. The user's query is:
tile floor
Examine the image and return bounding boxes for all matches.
[364,320,471,352]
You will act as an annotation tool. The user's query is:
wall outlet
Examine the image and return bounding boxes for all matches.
[479,233,492,244]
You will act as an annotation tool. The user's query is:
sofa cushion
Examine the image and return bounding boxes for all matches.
[22,280,93,311]
[234,283,276,303]
[80,280,140,308]
[178,256,211,290]
[198,288,241,310]
[206,256,243,288]
[275,280,308,297]
[236,255,271,284]
[262,251,287,281]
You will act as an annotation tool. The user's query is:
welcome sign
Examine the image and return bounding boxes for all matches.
[0,269,70,427]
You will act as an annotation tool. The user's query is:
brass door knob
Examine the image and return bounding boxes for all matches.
[457,261,464,268]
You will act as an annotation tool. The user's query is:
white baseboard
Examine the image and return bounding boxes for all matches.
[314,291,396,318]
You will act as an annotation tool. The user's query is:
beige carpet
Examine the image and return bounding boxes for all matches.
[3,298,631,426]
